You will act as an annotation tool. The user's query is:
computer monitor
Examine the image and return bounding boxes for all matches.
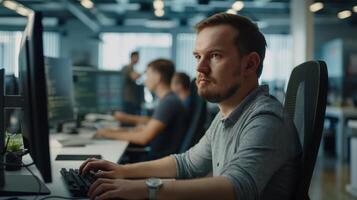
[0,11,51,195]
[45,57,75,125]
[73,68,98,115]
[73,68,124,115]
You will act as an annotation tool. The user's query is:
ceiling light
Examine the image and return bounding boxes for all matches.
[232,1,244,11]
[3,0,18,10]
[80,0,94,9]
[226,9,237,15]
[337,10,352,19]
[153,0,164,10]
[309,2,323,12]
[154,9,164,17]
[353,5,357,13]
[16,6,30,16]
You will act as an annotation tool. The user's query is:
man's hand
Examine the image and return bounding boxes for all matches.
[114,111,128,122]
[93,128,118,139]
[79,158,124,179]
[88,178,148,200]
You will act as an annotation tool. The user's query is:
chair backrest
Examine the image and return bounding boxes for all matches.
[284,61,328,200]
[179,79,207,153]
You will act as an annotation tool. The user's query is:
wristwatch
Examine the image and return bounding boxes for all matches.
[145,178,163,200]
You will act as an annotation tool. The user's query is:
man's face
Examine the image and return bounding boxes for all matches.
[193,25,244,103]
[171,75,182,94]
[131,54,139,64]
[144,66,159,92]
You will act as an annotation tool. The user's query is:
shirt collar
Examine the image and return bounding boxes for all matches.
[220,85,269,128]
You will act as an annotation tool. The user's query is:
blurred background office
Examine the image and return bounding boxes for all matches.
[0,0,357,199]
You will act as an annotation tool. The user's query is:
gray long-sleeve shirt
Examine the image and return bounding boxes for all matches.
[173,85,302,200]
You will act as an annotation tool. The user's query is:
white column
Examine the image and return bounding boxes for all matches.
[290,0,314,66]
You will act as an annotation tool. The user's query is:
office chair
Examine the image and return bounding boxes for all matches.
[179,79,207,153]
[283,61,328,200]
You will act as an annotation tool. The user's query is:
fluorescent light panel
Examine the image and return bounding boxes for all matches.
[232,1,244,11]
[309,2,323,12]
[16,6,31,16]
[3,0,18,10]
[153,0,164,10]
[226,9,237,15]
[80,0,94,9]
[154,9,164,17]
[353,5,357,13]
[337,10,351,19]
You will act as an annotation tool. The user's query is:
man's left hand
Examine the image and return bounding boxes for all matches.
[88,178,148,200]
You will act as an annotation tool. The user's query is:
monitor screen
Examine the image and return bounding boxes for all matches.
[73,68,123,115]
[18,11,52,183]
[45,57,75,125]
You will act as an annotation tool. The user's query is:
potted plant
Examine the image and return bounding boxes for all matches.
[5,134,24,171]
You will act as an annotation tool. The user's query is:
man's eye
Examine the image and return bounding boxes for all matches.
[211,53,221,59]
[194,55,201,60]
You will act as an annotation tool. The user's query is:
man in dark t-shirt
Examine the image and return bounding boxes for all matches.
[121,51,141,114]
[95,59,188,159]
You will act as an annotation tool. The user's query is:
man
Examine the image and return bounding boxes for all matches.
[95,59,188,160]
[171,72,191,110]
[121,51,142,115]
[80,13,301,200]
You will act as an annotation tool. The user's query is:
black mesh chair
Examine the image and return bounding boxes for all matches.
[179,79,207,153]
[284,61,328,200]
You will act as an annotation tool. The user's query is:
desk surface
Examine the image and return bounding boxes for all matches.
[5,128,129,199]
[326,106,357,116]
[348,120,357,130]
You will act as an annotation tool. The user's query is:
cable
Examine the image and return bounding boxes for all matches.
[19,159,41,200]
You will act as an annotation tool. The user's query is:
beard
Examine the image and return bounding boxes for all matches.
[198,82,240,103]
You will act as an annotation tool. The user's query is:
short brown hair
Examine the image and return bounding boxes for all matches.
[130,51,139,57]
[174,72,191,90]
[148,59,175,85]
[195,13,266,78]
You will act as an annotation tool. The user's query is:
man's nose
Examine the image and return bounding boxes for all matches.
[196,58,210,74]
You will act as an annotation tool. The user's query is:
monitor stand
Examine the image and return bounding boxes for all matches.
[0,174,50,195]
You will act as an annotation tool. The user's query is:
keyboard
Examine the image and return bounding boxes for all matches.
[60,168,97,197]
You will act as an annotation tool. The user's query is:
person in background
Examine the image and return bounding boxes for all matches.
[171,72,191,111]
[81,13,301,200]
[121,51,141,115]
[95,59,188,160]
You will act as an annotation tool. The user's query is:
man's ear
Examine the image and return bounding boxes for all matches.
[154,72,162,85]
[243,52,260,76]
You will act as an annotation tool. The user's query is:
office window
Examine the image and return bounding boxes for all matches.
[99,33,172,73]
[176,33,196,78]
[0,31,22,75]
[43,32,60,58]
[261,34,293,83]
[0,31,60,76]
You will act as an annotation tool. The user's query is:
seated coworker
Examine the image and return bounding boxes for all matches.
[95,59,188,160]
[81,13,301,200]
[171,72,191,111]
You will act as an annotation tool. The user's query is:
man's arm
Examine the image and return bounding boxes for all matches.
[114,111,150,125]
[129,71,140,81]
[80,156,177,179]
[88,176,236,200]
[95,119,165,146]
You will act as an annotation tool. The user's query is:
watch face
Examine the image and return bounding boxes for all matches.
[146,178,162,187]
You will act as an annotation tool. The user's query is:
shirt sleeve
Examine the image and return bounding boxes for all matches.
[172,126,214,179]
[221,114,292,200]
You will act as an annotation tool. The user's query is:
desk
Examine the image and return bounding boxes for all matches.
[325,106,357,161]
[4,129,129,199]
[346,120,357,197]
